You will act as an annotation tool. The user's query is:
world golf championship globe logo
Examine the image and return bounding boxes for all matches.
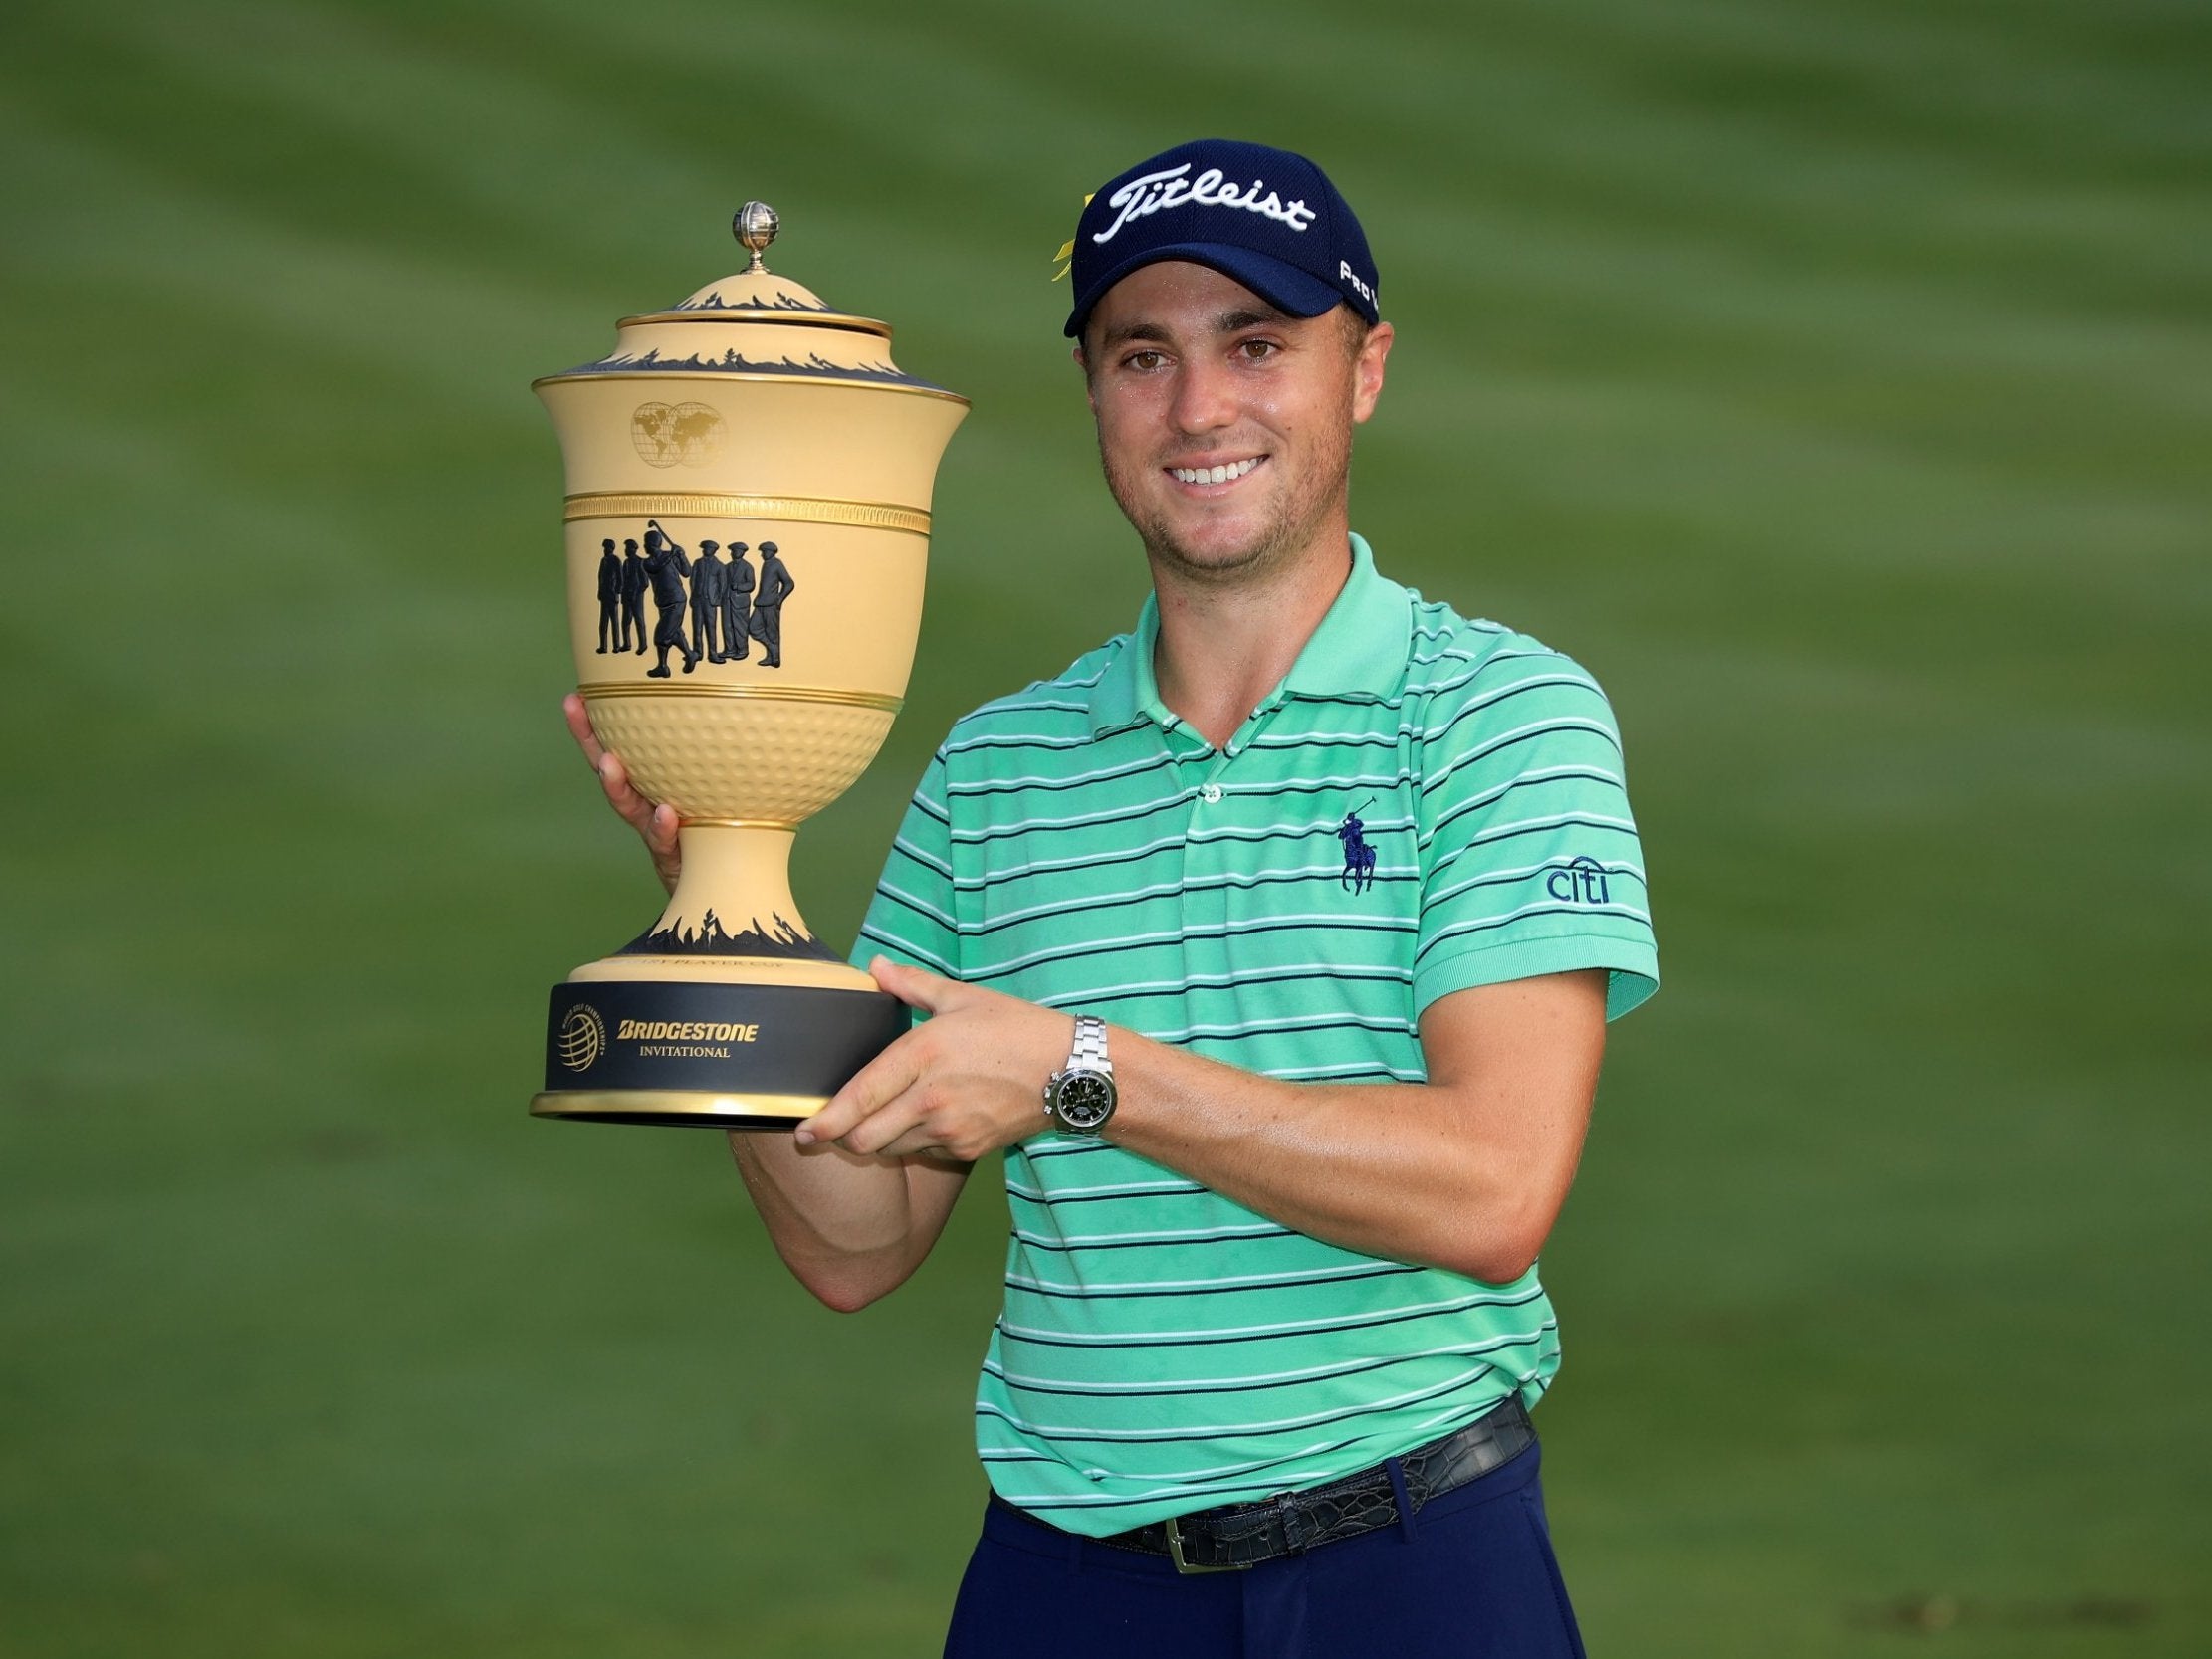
[629,400,723,468]
[555,1004,607,1074]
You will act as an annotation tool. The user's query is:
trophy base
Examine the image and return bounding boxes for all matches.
[534,975,908,1129]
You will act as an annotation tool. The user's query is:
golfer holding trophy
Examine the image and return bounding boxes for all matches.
[544,144,1658,1658]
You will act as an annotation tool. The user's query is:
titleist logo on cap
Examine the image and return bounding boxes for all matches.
[1092,163,1318,246]
[1061,139,1378,337]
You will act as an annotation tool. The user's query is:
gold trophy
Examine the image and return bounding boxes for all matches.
[531,203,967,1127]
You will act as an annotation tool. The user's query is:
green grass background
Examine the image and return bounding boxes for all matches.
[3,0,2207,1653]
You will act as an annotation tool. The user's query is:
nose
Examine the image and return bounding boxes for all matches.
[1168,354,1236,438]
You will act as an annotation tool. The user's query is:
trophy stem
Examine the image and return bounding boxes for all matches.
[644,822,823,962]
[532,822,908,1127]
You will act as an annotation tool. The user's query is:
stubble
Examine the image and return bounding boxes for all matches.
[1095,396,1358,593]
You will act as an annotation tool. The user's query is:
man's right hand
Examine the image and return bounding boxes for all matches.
[562,692,681,894]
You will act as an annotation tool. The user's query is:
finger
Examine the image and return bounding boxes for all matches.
[876,1127,971,1163]
[566,694,654,833]
[567,697,682,891]
[562,693,606,769]
[799,1060,921,1149]
[593,748,656,833]
[798,1036,924,1146]
[646,803,681,891]
[869,956,961,1015]
[835,1089,934,1158]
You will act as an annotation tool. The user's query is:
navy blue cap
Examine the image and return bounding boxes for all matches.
[1062,138,1379,339]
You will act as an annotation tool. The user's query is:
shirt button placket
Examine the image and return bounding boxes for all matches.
[1183,759,1235,995]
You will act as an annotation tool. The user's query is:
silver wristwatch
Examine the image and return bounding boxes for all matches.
[1043,1014,1117,1133]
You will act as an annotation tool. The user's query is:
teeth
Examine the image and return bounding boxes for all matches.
[1172,458,1260,485]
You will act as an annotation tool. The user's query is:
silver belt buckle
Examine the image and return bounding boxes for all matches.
[1164,1514,1247,1575]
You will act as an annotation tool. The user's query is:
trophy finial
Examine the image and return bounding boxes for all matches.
[734,201,779,273]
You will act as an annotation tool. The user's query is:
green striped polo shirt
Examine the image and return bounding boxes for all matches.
[852,532,1658,1536]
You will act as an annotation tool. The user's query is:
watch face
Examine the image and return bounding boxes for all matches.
[1053,1070,1115,1130]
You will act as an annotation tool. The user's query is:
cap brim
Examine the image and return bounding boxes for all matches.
[1063,244,1345,337]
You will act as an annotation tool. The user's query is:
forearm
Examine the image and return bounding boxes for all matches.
[804,963,1606,1285]
[726,1131,967,1312]
[1104,1039,1575,1283]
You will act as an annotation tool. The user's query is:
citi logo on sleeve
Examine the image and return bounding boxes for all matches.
[1545,856,1612,905]
[1091,163,1318,245]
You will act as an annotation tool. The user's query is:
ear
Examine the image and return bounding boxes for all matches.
[1351,321,1394,425]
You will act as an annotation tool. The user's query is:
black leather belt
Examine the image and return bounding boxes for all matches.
[999,1395,1534,1574]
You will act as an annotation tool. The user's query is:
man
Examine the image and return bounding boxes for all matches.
[721,540,755,661]
[691,538,729,663]
[593,537,622,654]
[640,522,698,679]
[617,537,648,655]
[567,139,1657,1657]
[748,539,794,668]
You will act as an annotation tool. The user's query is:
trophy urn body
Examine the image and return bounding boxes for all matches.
[532,205,967,1127]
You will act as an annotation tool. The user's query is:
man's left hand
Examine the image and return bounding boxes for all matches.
[796,958,1071,1163]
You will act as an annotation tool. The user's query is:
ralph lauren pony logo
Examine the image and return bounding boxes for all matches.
[1545,856,1611,906]
[1335,800,1378,895]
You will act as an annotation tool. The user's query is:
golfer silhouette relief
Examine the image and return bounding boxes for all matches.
[1337,799,1378,894]
[594,538,622,654]
[618,538,648,654]
[749,540,794,668]
[641,521,698,678]
[722,542,755,661]
[691,539,729,662]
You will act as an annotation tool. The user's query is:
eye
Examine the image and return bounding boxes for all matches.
[1235,337,1281,361]
[1121,348,1167,372]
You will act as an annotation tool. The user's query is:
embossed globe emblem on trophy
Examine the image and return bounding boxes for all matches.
[532,203,967,1127]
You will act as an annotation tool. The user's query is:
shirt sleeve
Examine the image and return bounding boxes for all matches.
[1411,647,1659,1021]
[850,748,962,980]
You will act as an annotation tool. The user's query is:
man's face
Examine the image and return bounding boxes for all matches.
[1078,261,1391,584]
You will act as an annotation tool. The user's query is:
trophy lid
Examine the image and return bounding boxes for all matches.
[536,202,961,400]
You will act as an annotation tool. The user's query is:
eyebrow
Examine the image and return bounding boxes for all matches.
[1216,306,1287,332]
[1096,304,1295,351]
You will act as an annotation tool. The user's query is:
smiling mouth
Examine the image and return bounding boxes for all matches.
[1168,457,1264,486]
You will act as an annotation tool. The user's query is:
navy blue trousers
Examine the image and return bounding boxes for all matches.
[943,1444,1585,1658]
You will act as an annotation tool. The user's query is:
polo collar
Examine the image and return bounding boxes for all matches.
[1086,532,1412,737]
[1282,532,1415,701]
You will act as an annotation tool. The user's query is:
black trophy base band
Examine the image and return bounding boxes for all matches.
[535,978,907,1129]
